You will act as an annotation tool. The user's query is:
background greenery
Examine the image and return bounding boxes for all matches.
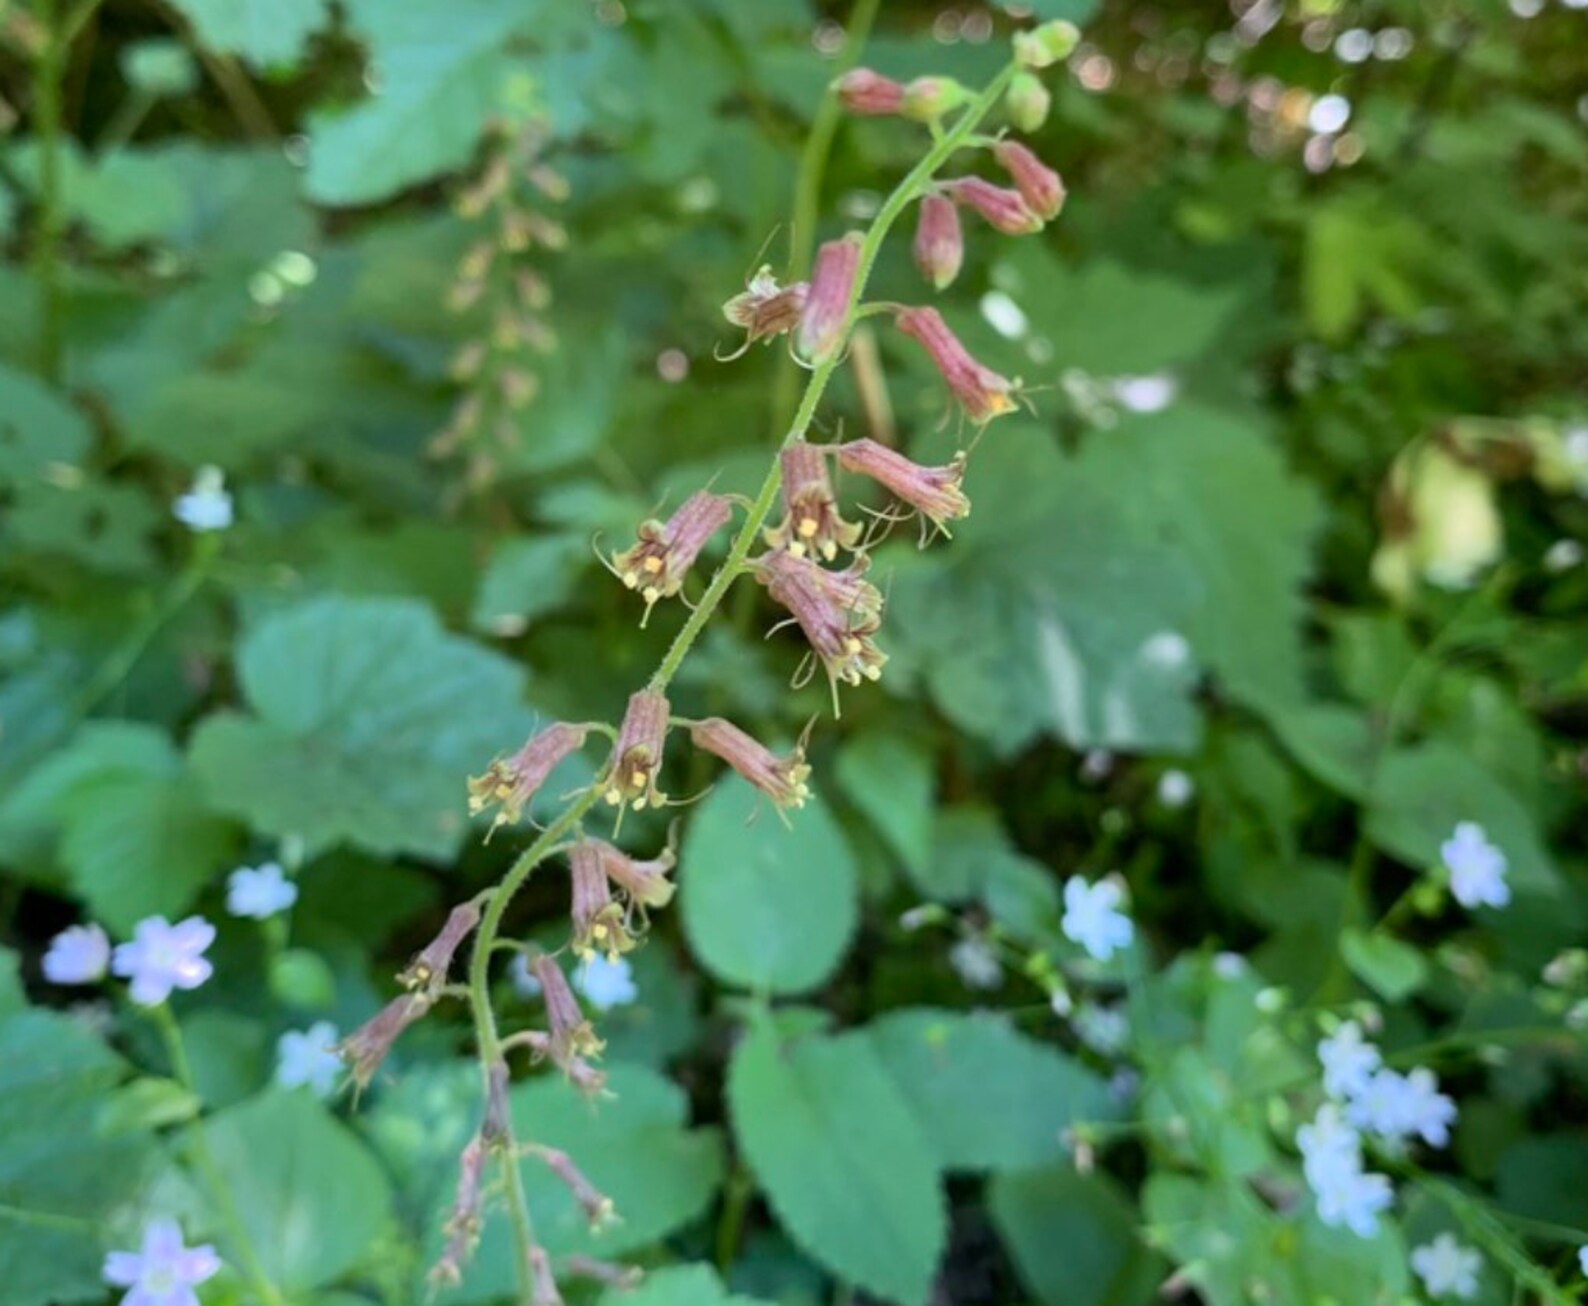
[2,0,1586,1303]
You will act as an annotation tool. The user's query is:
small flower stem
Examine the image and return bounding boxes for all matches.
[148,1004,286,1306]
[461,58,1018,1305]
[464,790,599,1297]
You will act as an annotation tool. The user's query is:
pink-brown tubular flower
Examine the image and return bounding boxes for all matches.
[942,176,1044,235]
[337,992,432,1089]
[756,550,887,690]
[835,438,970,532]
[765,442,861,561]
[469,722,589,831]
[532,953,603,1064]
[690,717,812,811]
[834,68,906,115]
[569,841,634,961]
[894,306,1018,423]
[602,689,670,810]
[913,193,964,290]
[431,1136,487,1288]
[399,900,483,997]
[722,268,809,354]
[611,491,733,618]
[797,233,863,365]
[596,840,677,913]
[992,140,1066,220]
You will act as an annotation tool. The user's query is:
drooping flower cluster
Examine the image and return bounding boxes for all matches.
[437,29,1081,1304]
[432,115,567,488]
[1301,1020,1458,1236]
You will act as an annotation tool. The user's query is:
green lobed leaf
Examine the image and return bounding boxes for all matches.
[304,0,537,206]
[680,775,858,995]
[598,1265,774,1306]
[989,1166,1161,1306]
[1340,927,1428,1002]
[166,0,331,68]
[203,1089,394,1292]
[889,405,1317,753]
[189,595,534,858]
[867,1008,1116,1172]
[728,1018,945,1306]
[1367,743,1560,899]
[0,1009,155,1306]
[834,732,935,878]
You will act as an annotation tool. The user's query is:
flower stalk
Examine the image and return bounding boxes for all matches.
[460,53,1023,1306]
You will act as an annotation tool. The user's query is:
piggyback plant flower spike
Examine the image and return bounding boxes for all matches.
[390,26,1075,1303]
[433,115,567,488]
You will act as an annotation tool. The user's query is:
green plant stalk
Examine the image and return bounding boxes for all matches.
[149,1004,286,1306]
[32,0,66,382]
[463,59,1019,1302]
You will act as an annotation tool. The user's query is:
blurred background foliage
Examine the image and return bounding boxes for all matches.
[2,0,1587,1303]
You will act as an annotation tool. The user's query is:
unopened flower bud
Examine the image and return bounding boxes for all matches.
[895,306,1018,423]
[337,992,432,1089]
[399,900,482,997]
[913,194,964,290]
[469,722,590,832]
[993,141,1066,220]
[569,842,634,961]
[723,268,809,356]
[835,438,970,533]
[610,490,734,620]
[943,176,1044,235]
[532,954,603,1064]
[1014,19,1081,69]
[797,233,863,365]
[690,717,812,810]
[1006,72,1052,132]
[834,68,906,116]
[603,690,670,810]
[756,550,887,693]
[766,442,861,561]
[901,76,973,123]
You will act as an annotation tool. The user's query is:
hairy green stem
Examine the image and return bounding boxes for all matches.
[464,790,599,1287]
[150,1005,286,1306]
[463,57,1018,1303]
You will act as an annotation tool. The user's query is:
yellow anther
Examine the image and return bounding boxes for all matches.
[797,517,819,538]
[642,555,664,574]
